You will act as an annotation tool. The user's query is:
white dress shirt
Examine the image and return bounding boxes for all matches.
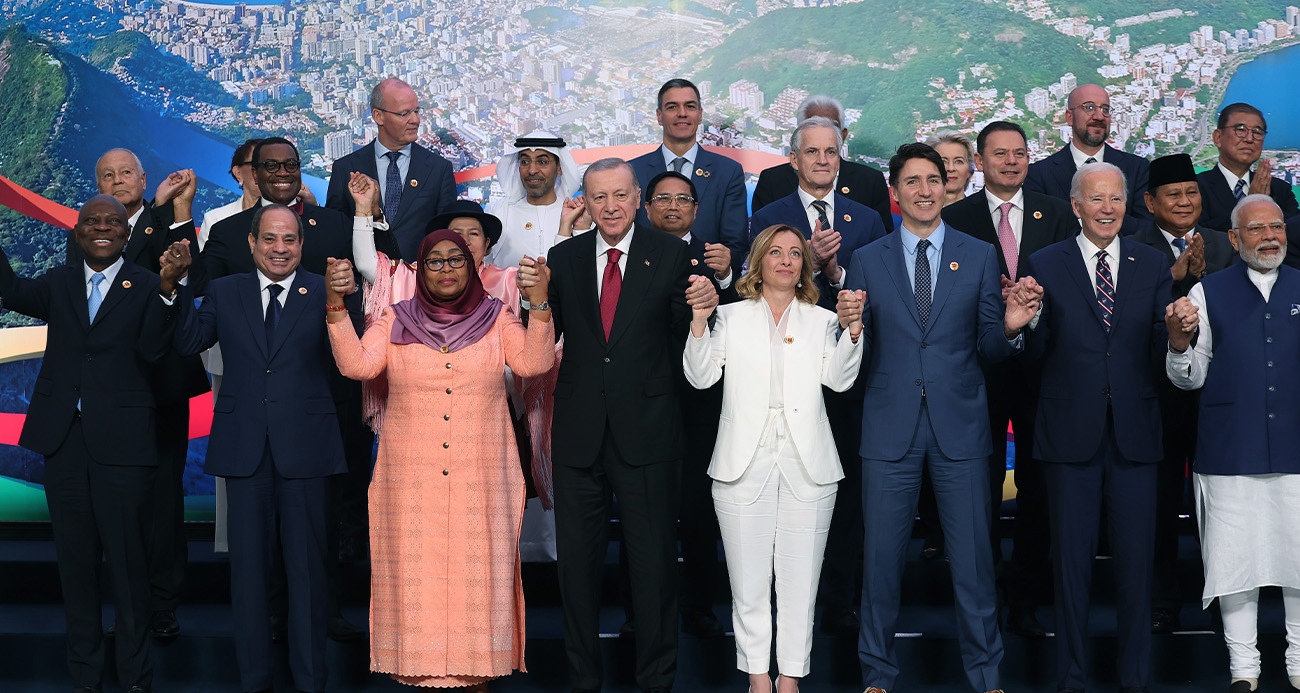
[484,197,571,268]
[986,187,1025,247]
[256,269,296,316]
[1158,226,1197,258]
[660,143,700,179]
[595,227,634,299]
[1070,141,1104,168]
[1166,267,1278,390]
[1078,233,1122,294]
[199,198,247,250]
[764,297,792,409]
[375,142,413,203]
[1217,162,1250,194]
[796,186,834,234]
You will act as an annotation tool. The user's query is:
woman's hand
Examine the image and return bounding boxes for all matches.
[836,289,865,335]
[324,257,356,322]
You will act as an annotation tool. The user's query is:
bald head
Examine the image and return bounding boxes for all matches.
[369,78,421,150]
[75,194,131,270]
[1065,84,1111,152]
[94,148,147,216]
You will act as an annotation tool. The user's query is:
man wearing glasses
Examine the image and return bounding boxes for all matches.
[1197,102,1300,235]
[326,78,457,262]
[1027,83,1153,228]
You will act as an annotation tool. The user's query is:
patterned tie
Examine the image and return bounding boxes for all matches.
[810,199,831,232]
[384,150,403,222]
[1171,237,1186,257]
[915,239,932,329]
[1233,178,1247,201]
[87,272,105,324]
[599,249,622,341]
[1095,250,1115,333]
[670,156,688,174]
[996,201,1019,280]
[265,284,284,347]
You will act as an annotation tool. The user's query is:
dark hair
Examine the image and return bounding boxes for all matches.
[657,78,700,110]
[249,203,304,238]
[230,138,262,181]
[888,143,947,187]
[975,121,1027,155]
[645,170,697,202]
[252,136,299,164]
[1217,102,1266,131]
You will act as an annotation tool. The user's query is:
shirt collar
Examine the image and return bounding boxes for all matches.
[127,206,145,231]
[259,196,304,207]
[660,143,700,172]
[1217,162,1248,191]
[796,185,833,213]
[1070,141,1104,169]
[376,141,413,160]
[899,222,946,256]
[256,269,297,294]
[985,187,1025,214]
[84,256,126,286]
[596,225,636,260]
[1158,226,1195,246]
[1077,231,1121,264]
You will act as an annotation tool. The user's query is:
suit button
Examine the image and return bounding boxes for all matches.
[445,363,452,369]
[1268,361,1275,367]
[1101,386,1110,396]
[1266,313,1272,319]
[261,398,267,405]
[1267,337,1274,344]
[446,387,452,394]
[444,414,450,420]
[266,369,272,374]
[920,342,928,349]
[1106,351,1111,357]
[1269,412,1276,420]
[914,379,922,386]
[442,442,450,449]
[604,357,611,363]
[442,469,449,476]
[1269,386,1276,392]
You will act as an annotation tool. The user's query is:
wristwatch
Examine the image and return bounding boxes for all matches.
[530,301,550,311]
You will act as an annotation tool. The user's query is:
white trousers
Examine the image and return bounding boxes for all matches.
[713,410,837,677]
[1219,587,1300,679]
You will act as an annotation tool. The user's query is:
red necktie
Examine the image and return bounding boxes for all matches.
[290,201,305,216]
[600,248,623,341]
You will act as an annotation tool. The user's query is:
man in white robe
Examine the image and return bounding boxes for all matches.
[484,130,583,268]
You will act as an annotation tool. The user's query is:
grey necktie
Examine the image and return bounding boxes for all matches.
[670,157,688,174]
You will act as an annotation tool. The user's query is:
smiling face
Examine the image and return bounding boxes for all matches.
[645,175,697,237]
[447,216,489,267]
[1072,168,1127,247]
[1145,181,1201,237]
[790,125,841,194]
[976,129,1028,198]
[94,149,147,217]
[934,141,972,198]
[248,207,303,282]
[656,86,702,147]
[254,142,302,205]
[518,149,560,202]
[1230,199,1287,272]
[584,164,640,243]
[1066,84,1111,150]
[890,157,945,232]
[74,195,131,271]
[760,229,806,294]
[421,239,471,300]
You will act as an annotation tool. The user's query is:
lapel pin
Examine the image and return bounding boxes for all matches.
[841,186,850,194]
[784,336,794,344]
[410,179,419,187]
[121,280,132,289]
[308,218,317,226]
[143,226,154,235]
[298,286,308,295]
[644,259,651,266]
[440,345,449,353]
[524,222,533,230]
[1033,211,1043,219]
[949,261,959,271]
[696,168,710,178]
[1127,256,1135,261]
[691,258,699,266]
[843,213,852,222]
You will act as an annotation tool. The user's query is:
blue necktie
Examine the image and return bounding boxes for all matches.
[670,156,688,174]
[88,272,105,324]
[915,239,932,329]
[1172,237,1186,256]
[1095,251,1115,333]
[1233,178,1247,201]
[384,150,403,222]
[265,284,284,348]
[811,199,831,231]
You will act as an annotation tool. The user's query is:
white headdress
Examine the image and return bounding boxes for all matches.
[495,130,580,204]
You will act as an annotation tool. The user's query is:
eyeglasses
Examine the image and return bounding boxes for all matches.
[375,106,421,119]
[423,255,468,271]
[257,159,300,173]
[1238,222,1285,234]
[1225,123,1267,140]
[649,194,696,207]
[1072,102,1113,117]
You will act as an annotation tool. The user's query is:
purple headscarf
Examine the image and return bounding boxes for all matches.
[390,229,502,352]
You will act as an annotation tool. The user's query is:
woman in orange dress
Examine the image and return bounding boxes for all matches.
[325,229,555,689]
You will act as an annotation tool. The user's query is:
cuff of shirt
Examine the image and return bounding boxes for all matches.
[717,272,733,290]
[169,219,192,230]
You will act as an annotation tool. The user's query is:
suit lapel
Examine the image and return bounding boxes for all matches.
[1062,238,1108,330]
[574,232,603,346]
[1108,238,1139,330]
[90,261,134,329]
[395,146,431,223]
[691,150,713,203]
[925,231,960,332]
[607,229,659,349]
[242,272,270,359]
[125,203,154,263]
[269,273,312,358]
[785,195,813,238]
[68,269,92,332]
[880,234,923,331]
[359,142,380,179]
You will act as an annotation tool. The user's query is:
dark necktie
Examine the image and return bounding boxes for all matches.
[670,156,688,174]
[290,201,304,216]
[384,150,403,222]
[915,239,932,328]
[600,249,623,341]
[1172,237,1187,256]
[1095,250,1115,333]
[265,284,284,347]
[1085,156,1097,165]
[811,199,831,232]
[1233,178,1247,201]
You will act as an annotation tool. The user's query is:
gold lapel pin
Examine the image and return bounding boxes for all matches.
[841,186,850,194]
[1033,211,1043,219]
[691,258,699,266]
[524,222,533,230]
[308,218,317,226]
[440,345,449,353]
[143,226,154,235]
[843,214,852,222]
[121,280,132,289]
[298,287,308,295]
[784,336,794,344]
[696,168,710,178]
[411,179,419,187]
[949,261,959,271]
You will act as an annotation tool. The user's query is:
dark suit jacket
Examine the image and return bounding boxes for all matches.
[752,159,894,234]
[1130,225,1235,298]
[630,146,748,271]
[941,189,1078,280]
[685,234,741,306]
[172,271,346,479]
[1021,236,1171,464]
[749,191,886,309]
[548,224,693,467]
[0,253,176,466]
[1026,144,1153,228]
[326,140,457,263]
[1196,165,1300,233]
[1288,214,1300,271]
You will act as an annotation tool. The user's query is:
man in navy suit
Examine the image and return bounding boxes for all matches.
[630,78,748,274]
[750,115,887,635]
[0,194,182,693]
[173,203,347,693]
[851,143,1040,693]
[1196,102,1300,234]
[1020,162,1172,693]
[325,78,457,262]
[1026,83,1151,232]
[751,94,894,233]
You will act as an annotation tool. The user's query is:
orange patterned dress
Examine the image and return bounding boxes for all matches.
[328,307,555,687]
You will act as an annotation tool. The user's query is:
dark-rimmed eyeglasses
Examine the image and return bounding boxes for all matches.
[1072,102,1113,117]
[257,159,300,173]
[649,194,696,207]
[375,107,421,119]
[1225,123,1267,140]
[423,255,468,271]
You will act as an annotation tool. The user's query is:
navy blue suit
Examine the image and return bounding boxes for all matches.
[1020,235,1170,691]
[174,270,345,693]
[1196,165,1300,233]
[630,146,749,272]
[847,225,1014,693]
[325,140,457,262]
[1026,144,1152,231]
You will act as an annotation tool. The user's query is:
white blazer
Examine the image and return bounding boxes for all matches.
[683,298,863,484]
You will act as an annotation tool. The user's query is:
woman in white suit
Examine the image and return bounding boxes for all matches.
[684,224,865,693]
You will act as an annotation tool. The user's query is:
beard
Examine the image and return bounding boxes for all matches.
[1242,241,1286,271]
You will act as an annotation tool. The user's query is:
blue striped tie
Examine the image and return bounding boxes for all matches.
[1095,251,1115,333]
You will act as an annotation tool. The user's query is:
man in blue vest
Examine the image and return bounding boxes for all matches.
[1166,194,1300,693]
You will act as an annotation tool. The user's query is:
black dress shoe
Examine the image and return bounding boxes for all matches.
[1228,682,1254,693]
[921,540,945,561]
[818,606,860,636]
[1005,606,1047,637]
[269,613,288,643]
[1151,606,1180,633]
[328,615,367,642]
[680,607,725,637]
[150,609,180,639]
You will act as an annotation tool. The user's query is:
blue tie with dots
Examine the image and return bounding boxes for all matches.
[384,150,403,222]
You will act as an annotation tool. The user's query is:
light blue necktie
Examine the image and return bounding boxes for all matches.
[88,272,105,324]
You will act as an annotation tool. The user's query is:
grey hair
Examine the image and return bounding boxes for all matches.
[96,148,144,174]
[796,94,845,129]
[1231,193,1284,229]
[369,78,412,111]
[1070,161,1128,204]
[581,157,639,193]
[249,203,304,238]
[924,130,975,172]
[790,116,843,154]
